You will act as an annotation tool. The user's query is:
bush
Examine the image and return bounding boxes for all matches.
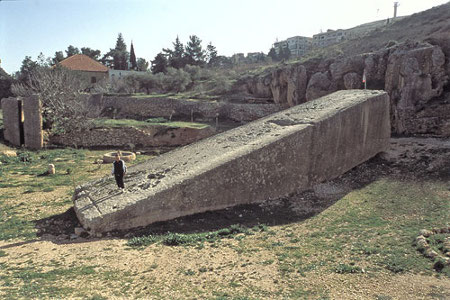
[334,263,363,274]
[161,68,192,92]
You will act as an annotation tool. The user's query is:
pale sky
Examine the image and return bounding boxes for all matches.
[0,0,448,74]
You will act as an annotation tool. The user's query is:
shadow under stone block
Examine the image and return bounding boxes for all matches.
[73,90,391,233]
[1,97,22,147]
[23,95,43,149]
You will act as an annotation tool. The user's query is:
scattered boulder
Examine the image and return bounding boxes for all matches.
[48,164,55,175]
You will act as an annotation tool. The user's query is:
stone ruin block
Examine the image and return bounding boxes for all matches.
[23,95,43,150]
[1,97,22,147]
[73,90,391,233]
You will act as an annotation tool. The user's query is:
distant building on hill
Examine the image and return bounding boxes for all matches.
[59,54,108,84]
[274,36,313,57]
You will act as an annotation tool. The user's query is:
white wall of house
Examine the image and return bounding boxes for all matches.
[108,70,146,81]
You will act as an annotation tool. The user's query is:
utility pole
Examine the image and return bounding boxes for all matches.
[393,2,400,18]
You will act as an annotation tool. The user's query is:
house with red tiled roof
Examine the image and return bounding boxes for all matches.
[59,54,108,84]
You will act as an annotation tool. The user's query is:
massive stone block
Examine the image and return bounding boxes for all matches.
[1,97,22,147]
[74,90,390,233]
[23,95,43,150]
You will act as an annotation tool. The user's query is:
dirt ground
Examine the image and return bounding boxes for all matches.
[1,137,449,299]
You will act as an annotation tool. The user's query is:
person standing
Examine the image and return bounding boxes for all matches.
[111,153,127,189]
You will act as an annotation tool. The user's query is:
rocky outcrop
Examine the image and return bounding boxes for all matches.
[244,40,450,136]
[305,72,332,101]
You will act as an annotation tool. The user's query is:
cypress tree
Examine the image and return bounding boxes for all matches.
[130,41,137,70]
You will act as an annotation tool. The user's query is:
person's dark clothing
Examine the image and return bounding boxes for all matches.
[111,159,127,188]
[115,174,124,189]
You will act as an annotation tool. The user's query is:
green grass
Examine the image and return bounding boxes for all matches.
[127,224,267,248]
[94,118,210,129]
[0,265,97,298]
[294,178,449,276]
[0,147,150,241]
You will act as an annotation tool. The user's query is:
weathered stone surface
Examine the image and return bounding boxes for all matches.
[270,65,308,107]
[23,95,43,149]
[100,96,280,123]
[343,72,362,90]
[245,74,272,98]
[74,90,390,233]
[306,72,332,101]
[1,97,22,147]
[50,125,215,148]
[385,41,448,134]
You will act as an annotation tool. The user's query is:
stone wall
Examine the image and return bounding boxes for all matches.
[95,95,281,123]
[1,97,22,147]
[50,125,215,148]
[1,95,43,149]
[23,95,43,149]
[73,90,390,233]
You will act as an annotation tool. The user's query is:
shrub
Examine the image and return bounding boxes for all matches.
[161,67,192,92]
[334,263,363,274]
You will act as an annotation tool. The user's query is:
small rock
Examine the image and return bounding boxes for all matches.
[419,229,433,237]
[424,249,438,259]
[70,234,78,240]
[48,164,55,175]
[74,227,85,236]
[136,152,141,155]
[95,233,103,238]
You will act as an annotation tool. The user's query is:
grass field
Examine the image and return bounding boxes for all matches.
[0,142,449,299]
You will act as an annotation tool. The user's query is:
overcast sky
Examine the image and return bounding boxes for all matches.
[0,0,448,74]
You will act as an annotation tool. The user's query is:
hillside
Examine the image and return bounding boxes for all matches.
[243,2,450,137]
[337,2,450,57]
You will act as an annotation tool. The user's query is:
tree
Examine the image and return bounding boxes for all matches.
[101,50,114,68]
[112,33,129,70]
[206,42,218,66]
[280,47,291,61]
[17,56,39,82]
[151,52,168,74]
[129,42,137,70]
[185,35,205,66]
[268,47,278,61]
[0,67,14,100]
[65,45,80,57]
[163,36,186,69]
[136,58,149,72]
[161,67,192,92]
[52,51,65,65]
[11,66,97,134]
[81,47,101,60]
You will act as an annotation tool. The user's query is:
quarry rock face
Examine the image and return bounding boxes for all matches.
[244,40,450,136]
[73,90,390,233]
